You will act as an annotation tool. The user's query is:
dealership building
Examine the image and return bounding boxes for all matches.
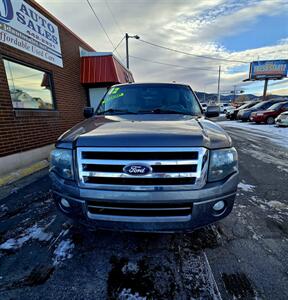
[0,0,133,177]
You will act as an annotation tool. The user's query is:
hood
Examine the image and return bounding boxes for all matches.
[57,115,232,149]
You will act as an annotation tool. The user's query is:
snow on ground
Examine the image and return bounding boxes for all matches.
[118,289,147,300]
[218,121,288,149]
[53,239,75,266]
[0,225,53,250]
[238,182,255,192]
[0,204,8,218]
[122,262,140,275]
[267,201,288,210]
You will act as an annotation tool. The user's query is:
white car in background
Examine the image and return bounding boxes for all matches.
[275,111,288,127]
[220,103,234,113]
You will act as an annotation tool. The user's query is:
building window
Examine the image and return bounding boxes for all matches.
[3,59,55,110]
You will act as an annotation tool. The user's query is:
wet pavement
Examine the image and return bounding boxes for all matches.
[1,124,288,300]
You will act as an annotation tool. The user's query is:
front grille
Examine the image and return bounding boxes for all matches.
[82,151,198,160]
[86,201,192,217]
[77,147,208,190]
[84,177,196,186]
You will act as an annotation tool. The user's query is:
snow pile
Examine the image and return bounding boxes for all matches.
[118,288,147,300]
[238,182,255,192]
[0,204,8,218]
[121,262,139,275]
[0,225,53,250]
[219,121,288,148]
[267,201,288,210]
[53,239,75,266]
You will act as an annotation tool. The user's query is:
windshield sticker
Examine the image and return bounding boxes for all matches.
[108,87,120,95]
[103,88,125,103]
[107,93,124,100]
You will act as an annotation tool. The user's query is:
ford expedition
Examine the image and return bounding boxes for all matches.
[49,83,239,232]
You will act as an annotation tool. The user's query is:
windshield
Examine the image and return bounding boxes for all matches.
[268,102,285,110]
[238,103,251,109]
[252,101,275,110]
[96,84,202,115]
[239,102,257,110]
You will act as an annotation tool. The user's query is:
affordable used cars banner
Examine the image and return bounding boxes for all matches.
[0,0,63,67]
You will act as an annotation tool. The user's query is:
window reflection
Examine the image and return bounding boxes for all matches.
[3,59,54,110]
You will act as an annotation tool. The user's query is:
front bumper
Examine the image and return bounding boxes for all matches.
[50,172,238,232]
[250,115,264,122]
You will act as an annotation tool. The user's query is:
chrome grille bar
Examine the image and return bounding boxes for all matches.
[81,171,198,178]
[80,159,199,165]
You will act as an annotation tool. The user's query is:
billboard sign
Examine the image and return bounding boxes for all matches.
[0,0,62,67]
[249,60,288,80]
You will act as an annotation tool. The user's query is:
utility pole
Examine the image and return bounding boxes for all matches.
[125,33,129,69]
[125,33,140,70]
[217,66,221,104]
[262,78,269,101]
[233,85,236,102]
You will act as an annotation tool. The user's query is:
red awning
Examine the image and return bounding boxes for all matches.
[80,54,134,85]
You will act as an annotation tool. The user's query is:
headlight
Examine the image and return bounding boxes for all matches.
[50,149,74,180]
[208,148,238,182]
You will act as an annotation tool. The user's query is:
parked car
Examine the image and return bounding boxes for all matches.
[237,99,284,122]
[250,101,288,124]
[49,83,239,232]
[225,106,235,114]
[226,101,259,120]
[220,103,234,113]
[207,104,220,116]
[276,111,288,127]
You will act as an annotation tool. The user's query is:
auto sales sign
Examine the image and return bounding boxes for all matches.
[0,0,63,67]
[249,60,288,80]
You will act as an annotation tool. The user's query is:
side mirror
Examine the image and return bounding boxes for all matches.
[205,106,220,118]
[83,107,94,118]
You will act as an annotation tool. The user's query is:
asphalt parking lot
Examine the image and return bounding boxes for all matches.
[0,122,288,300]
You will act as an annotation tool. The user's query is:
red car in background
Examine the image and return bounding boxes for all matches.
[250,101,288,124]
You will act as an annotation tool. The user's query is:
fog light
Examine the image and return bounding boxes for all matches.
[61,198,70,208]
[212,200,225,212]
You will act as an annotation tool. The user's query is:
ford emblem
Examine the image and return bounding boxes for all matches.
[123,163,152,176]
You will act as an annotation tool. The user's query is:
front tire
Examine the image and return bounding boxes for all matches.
[266,116,275,124]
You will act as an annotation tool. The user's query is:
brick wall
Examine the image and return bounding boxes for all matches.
[0,0,94,157]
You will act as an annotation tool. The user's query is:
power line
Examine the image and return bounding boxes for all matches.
[130,55,219,72]
[104,0,124,35]
[138,39,249,64]
[113,36,125,53]
[85,0,124,62]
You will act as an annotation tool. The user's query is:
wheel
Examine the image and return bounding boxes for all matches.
[266,116,275,124]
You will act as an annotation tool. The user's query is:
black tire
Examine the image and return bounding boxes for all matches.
[266,116,275,124]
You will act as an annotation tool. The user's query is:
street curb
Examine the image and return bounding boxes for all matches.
[0,160,49,187]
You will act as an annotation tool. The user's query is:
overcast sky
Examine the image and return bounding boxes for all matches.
[37,0,288,96]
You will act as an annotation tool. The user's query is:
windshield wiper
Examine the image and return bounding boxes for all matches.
[98,109,137,115]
